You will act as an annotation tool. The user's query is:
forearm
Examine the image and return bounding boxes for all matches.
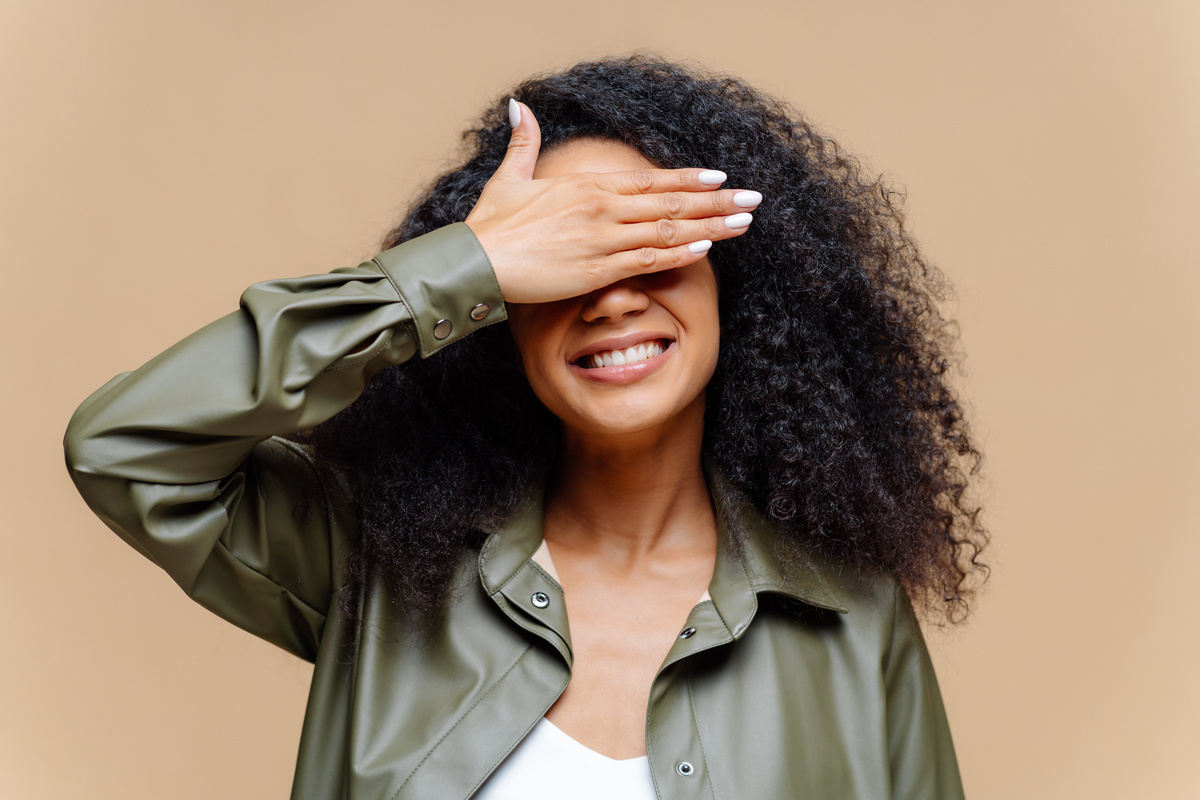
[65,223,505,485]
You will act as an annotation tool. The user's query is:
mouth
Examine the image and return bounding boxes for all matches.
[574,338,671,370]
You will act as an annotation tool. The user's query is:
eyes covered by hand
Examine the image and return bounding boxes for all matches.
[465,99,761,306]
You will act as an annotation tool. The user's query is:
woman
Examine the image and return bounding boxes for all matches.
[65,56,985,798]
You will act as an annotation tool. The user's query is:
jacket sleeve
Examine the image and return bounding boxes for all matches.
[63,223,506,662]
[884,583,967,799]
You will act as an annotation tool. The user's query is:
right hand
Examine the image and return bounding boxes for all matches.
[465,100,760,305]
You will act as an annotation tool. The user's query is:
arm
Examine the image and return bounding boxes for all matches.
[884,583,967,799]
[64,100,756,660]
[64,223,504,660]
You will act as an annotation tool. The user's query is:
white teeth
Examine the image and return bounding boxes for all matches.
[586,340,666,369]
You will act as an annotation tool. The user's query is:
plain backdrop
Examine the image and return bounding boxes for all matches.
[2,1,1197,798]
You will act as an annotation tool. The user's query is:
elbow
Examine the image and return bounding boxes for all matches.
[62,371,133,485]
[63,407,90,478]
[63,399,108,490]
[63,409,94,487]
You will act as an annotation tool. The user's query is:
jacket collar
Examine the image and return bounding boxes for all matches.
[478,462,847,645]
[703,464,847,627]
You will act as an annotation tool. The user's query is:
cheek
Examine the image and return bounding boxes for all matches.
[692,299,722,388]
[506,307,546,365]
[506,309,566,393]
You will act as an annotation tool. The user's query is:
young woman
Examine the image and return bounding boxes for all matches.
[65,56,986,799]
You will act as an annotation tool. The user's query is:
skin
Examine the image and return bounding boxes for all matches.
[466,110,759,759]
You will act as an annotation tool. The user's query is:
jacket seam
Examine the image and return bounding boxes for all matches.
[456,220,506,304]
[729,551,759,638]
[489,561,530,595]
[645,685,663,800]
[883,578,902,675]
[324,333,393,373]
[375,257,427,357]
[686,672,718,800]
[390,644,533,800]
[466,670,571,800]
[706,596,734,638]
[526,559,562,592]
[275,436,344,604]
[208,439,329,626]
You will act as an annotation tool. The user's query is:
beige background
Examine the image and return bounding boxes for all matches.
[3,0,1197,797]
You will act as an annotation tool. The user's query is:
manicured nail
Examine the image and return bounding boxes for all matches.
[698,170,727,186]
[725,212,753,229]
[508,98,521,128]
[733,190,762,208]
[688,240,713,254]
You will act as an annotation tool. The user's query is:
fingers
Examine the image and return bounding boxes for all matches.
[614,211,755,252]
[603,239,720,278]
[611,187,763,223]
[601,208,754,281]
[590,167,730,196]
[489,99,542,184]
[577,167,760,222]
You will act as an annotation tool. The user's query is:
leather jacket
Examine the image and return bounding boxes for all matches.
[64,223,966,799]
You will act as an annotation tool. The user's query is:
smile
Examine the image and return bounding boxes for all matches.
[568,333,677,385]
[579,339,668,369]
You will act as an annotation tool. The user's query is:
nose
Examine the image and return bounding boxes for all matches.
[580,278,650,323]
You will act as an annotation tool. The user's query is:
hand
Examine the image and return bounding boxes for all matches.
[465,100,760,305]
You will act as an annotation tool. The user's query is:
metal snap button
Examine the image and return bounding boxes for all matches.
[679,627,697,639]
[433,319,453,340]
[530,591,550,609]
[470,303,490,321]
[676,761,695,777]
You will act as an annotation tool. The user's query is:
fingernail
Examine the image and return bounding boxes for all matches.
[725,212,753,229]
[698,170,727,186]
[508,98,521,128]
[689,240,713,254]
[733,190,762,208]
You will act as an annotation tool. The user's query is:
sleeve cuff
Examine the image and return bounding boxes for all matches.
[373,222,508,358]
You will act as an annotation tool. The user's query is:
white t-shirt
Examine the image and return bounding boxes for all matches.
[473,717,657,800]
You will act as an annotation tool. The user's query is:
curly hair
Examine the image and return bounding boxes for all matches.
[298,55,987,625]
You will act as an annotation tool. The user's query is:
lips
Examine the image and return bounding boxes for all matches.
[577,339,668,369]
[569,332,675,366]
[585,339,666,369]
[568,332,676,384]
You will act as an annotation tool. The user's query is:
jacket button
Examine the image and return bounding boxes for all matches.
[433,319,453,340]
[679,627,697,639]
[676,761,695,777]
[530,591,550,609]
[470,303,491,321]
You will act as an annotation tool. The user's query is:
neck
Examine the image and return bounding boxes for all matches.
[543,396,714,559]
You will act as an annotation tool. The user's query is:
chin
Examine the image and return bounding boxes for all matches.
[580,414,672,438]
[557,393,704,441]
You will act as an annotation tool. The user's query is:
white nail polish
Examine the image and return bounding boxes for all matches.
[508,98,521,128]
[689,240,713,254]
[725,212,753,229]
[698,170,727,186]
[733,190,762,208]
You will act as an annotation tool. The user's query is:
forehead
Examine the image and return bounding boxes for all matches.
[532,138,658,179]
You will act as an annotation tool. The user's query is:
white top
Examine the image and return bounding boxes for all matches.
[473,717,657,800]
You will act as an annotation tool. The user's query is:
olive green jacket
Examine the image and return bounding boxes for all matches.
[64,223,965,799]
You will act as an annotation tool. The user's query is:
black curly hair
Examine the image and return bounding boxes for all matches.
[298,54,987,625]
